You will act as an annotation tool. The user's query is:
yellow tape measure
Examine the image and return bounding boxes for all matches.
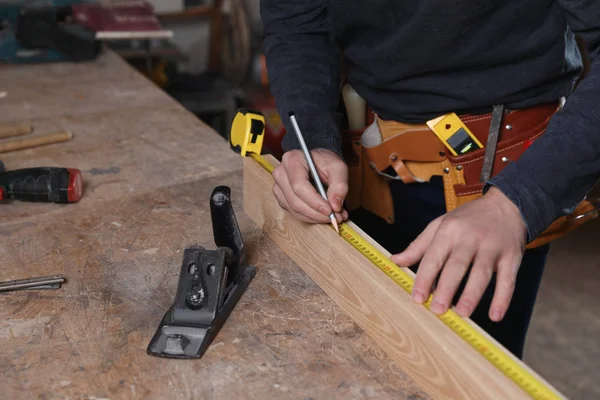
[229,109,561,400]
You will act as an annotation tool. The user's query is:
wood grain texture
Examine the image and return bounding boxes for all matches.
[0,52,171,125]
[0,49,431,399]
[0,173,428,400]
[348,219,564,399]
[243,154,560,400]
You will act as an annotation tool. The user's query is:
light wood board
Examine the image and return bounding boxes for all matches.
[243,154,564,400]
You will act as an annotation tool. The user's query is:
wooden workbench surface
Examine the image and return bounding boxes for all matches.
[0,51,428,399]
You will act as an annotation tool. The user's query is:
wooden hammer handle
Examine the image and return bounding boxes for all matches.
[0,123,33,139]
[0,130,73,153]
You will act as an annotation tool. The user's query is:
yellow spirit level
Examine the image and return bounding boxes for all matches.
[426,113,484,156]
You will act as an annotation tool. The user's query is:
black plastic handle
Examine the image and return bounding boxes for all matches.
[0,167,82,203]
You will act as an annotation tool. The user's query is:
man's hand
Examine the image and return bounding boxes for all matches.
[390,187,528,322]
[272,149,349,224]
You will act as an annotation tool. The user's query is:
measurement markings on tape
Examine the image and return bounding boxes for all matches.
[246,152,561,400]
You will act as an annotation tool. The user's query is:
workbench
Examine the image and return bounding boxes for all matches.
[0,51,429,399]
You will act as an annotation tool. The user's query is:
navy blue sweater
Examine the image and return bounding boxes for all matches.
[260,0,600,242]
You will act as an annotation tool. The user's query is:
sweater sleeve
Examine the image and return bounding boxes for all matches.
[260,0,343,157]
[485,0,600,242]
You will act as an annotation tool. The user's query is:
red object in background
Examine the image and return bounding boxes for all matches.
[259,54,269,87]
[72,1,167,34]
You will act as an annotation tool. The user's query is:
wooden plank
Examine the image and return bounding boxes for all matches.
[242,154,562,400]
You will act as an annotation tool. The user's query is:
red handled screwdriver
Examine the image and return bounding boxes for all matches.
[0,165,83,203]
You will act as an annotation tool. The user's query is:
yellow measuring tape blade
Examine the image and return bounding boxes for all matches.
[247,151,561,400]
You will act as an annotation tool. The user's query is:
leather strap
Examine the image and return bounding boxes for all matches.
[526,198,599,249]
[362,102,560,184]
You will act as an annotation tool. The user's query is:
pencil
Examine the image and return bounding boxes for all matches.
[288,112,340,234]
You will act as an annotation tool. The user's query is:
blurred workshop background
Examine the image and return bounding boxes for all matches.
[1,1,598,399]
[106,0,286,158]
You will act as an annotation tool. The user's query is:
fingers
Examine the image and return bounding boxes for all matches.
[282,153,333,216]
[454,249,497,318]
[390,217,442,269]
[273,183,313,223]
[428,243,478,315]
[425,244,519,321]
[272,150,350,225]
[386,188,525,321]
[318,161,349,213]
[409,222,453,305]
[273,181,346,224]
[488,251,522,322]
[273,166,331,223]
[272,166,347,224]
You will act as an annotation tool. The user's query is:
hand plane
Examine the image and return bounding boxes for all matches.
[147,185,256,359]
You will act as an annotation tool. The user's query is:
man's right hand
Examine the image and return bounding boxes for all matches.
[272,149,349,224]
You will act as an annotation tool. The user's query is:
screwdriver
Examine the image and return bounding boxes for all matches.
[288,112,339,234]
[0,165,83,203]
[0,275,66,292]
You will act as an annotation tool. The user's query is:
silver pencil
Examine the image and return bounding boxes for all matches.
[288,112,340,234]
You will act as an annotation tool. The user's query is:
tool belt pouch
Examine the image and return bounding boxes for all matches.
[356,103,598,249]
[342,127,396,223]
[352,117,451,224]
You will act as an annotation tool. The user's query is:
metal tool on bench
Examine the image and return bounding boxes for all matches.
[0,275,66,292]
[147,185,256,359]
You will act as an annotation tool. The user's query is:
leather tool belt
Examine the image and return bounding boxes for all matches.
[342,102,599,249]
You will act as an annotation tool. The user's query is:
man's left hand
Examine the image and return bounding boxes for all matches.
[390,186,528,322]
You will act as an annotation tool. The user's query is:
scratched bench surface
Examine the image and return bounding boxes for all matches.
[0,51,428,400]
